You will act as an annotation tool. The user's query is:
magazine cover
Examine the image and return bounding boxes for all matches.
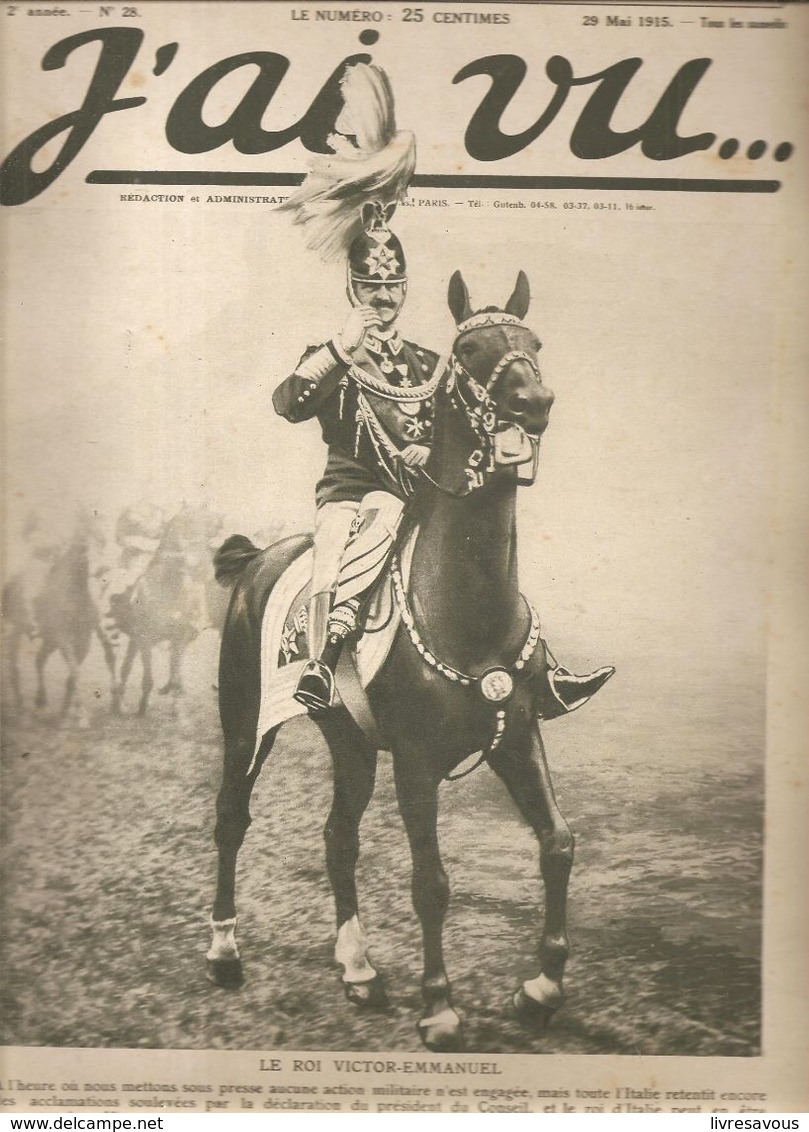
[2,0,807,1115]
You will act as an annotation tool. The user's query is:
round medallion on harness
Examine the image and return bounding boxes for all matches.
[479,667,514,703]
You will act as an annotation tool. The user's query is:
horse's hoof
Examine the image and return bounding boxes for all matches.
[343,975,388,1010]
[417,1008,464,1052]
[207,958,244,989]
[513,987,561,1030]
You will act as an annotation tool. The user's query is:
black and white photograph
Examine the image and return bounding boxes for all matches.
[1,0,807,1115]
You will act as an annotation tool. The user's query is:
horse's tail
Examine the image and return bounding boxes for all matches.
[213,535,264,587]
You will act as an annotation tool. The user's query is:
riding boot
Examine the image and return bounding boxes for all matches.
[294,599,361,713]
[534,641,615,720]
[546,664,615,716]
[295,492,404,714]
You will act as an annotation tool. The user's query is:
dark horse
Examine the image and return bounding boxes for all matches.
[209,272,585,1051]
[2,507,103,722]
[102,503,223,715]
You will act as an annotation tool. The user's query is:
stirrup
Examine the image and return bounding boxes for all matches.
[293,659,336,713]
[548,665,615,715]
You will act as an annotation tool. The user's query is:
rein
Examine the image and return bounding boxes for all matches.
[394,314,546,774]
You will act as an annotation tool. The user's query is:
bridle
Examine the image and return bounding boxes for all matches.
[420,314,544,498]
[390,310,548,777]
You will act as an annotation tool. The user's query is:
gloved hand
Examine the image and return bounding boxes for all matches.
[338,306,382,353]
[399,444,430,468]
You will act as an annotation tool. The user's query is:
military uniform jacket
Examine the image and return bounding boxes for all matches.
[273,332,442,508]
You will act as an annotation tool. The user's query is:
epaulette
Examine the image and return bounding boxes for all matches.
[404,341,439,362]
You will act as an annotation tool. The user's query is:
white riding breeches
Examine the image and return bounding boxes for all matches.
[309,492,405,652]
[311,500,360,597]
[332,492,405,608]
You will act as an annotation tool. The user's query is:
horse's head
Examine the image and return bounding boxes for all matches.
[443,270,554,492]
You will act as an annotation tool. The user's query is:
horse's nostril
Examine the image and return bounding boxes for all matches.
[510,393,529,413]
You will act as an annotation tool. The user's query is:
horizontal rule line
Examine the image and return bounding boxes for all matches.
[87,171,781,194]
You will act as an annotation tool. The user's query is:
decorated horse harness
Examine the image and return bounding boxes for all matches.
[390,308,548,776]
[424,310,543,496]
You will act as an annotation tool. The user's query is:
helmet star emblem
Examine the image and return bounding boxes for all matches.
[365,244,400,279]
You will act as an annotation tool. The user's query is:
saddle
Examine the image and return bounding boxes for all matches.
[252,532,417,761]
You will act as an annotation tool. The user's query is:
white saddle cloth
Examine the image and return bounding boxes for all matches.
[252,533,416,760]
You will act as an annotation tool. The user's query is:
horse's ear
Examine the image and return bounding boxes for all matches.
[448,271,472,324]
[505,271,530,319]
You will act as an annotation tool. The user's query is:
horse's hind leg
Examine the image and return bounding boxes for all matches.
[393,755,462,1052]
[34,641,54,709]
[97,625,127,714]
[159,640,185,696]
[114,636,138,713]
[208,728,273,988]
[58,648,79,722]
[318,713,385,1009]
[97,627,118,709]
[490,721,574,1027]
[6,628,24,713]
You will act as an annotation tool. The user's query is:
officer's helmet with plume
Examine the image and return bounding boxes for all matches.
[280,62,416,267]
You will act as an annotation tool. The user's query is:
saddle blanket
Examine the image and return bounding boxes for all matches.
[253,534,416,758]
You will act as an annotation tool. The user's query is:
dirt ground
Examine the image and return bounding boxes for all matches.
[1,630,762,1056]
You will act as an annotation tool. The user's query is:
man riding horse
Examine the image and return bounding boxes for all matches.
[274,64,611,718]
[94,502,165,602]
[274,201,439,711]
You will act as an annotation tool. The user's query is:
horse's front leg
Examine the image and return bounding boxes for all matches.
[112,636,138,714]
[393,755,461,1052]
[34,640,54,709]
[490,720,574,1028]
[96,625,119,709]
[137,644,154,716]
[98,622,137,716]
[159,640,185,696]
[318,712,386,1009]
[58,647,79,722]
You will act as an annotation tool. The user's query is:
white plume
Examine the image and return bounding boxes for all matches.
[279,63,416,261]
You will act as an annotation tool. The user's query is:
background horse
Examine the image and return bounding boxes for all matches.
[208,273,580,1052]
[2,506,104,722]
[102,502,223,715]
